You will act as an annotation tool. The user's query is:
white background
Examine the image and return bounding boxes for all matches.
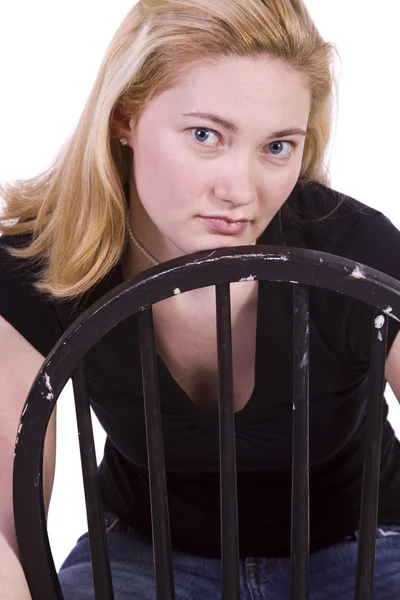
[0,0,399,570]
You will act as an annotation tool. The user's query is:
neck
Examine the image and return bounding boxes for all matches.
[126,210,159,266]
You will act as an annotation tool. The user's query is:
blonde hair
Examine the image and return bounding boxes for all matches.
[0,0,339,298]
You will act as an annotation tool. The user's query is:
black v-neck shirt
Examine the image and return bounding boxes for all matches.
[2,181,400,557]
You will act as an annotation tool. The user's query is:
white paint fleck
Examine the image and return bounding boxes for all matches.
[44,373,54,401]
[301,352,309,369]
[319,258,324,264]
[264,254,289,262]
[350,265,366,279]
[273,254,288,262]
[383,306,400,323]
[173,288,181,295]
[239,275,256,282]
[378,331,383,342]
[289,281,298,284]
[14,421,23,454]
[21,403,28,417]
[375,315,385,329]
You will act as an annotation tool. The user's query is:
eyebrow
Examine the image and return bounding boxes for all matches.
[181,112,307,140]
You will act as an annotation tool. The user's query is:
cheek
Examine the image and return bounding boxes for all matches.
[134,139,198,217]
[152,147,205,210]
[261,170,300,215]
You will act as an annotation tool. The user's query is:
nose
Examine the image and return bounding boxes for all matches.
[212,161,257,208]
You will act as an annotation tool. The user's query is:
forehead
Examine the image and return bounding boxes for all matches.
[150,55,311,128]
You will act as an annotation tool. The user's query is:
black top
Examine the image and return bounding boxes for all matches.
[2,180,400,558]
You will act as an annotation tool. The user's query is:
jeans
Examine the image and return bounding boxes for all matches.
[58,512,400,599]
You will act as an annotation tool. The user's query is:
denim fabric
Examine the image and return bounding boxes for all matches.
[58,513,400,599]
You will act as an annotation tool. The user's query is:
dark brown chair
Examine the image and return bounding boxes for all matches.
[13,245,400,599]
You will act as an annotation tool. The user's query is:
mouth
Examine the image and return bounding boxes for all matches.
[199,215,251,235]
[204,215,250,224]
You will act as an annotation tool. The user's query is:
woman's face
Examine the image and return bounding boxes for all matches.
[124,55,311,262]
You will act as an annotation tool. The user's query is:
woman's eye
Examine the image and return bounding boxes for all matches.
[191,128,219,145]
[190,128,296,159]
[266,141,295,159]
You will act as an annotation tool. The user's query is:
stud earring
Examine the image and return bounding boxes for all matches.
[119,138,129,146]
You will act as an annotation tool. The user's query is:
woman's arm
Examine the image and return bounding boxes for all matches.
[0,315,56,598]
[0,533,32,599]
[385,330,400,402]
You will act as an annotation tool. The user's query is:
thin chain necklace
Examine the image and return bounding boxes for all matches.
[125,210,160,266]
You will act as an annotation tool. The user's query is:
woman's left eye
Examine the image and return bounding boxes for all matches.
[190,128,296,160]
[267,140,295,159]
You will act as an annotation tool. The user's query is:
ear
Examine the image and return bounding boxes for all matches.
[111,103,135,148]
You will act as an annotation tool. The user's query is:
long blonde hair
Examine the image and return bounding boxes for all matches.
[0,0,339,298]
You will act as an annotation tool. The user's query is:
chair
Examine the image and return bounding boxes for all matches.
[13,244,400,599]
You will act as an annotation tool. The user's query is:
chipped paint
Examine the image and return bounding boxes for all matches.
[44,373,54,401]
[378,331,383,342]
[14,421,23,454]
[264,254,289,262]
[383,306,400,323]
[289,281,298,284]
[143,251,290,285]
[173,288,181,295]
[301,352,309,369]
[21,403,28,417]
[239,275,256,282]
[350,265,366,280]
[375,315,385,329]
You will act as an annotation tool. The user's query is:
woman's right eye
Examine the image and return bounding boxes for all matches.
[189,127,220,146]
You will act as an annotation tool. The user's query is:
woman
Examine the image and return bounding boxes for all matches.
[1,1,400,598]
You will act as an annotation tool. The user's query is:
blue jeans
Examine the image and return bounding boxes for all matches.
[58,512,400,599]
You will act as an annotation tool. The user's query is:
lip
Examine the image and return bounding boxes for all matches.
[204,215,250,224]
[199,215,250,235]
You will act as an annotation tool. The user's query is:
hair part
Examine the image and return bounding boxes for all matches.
[0,0,339,298]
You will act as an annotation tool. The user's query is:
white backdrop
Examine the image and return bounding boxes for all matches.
[0,0,399,570]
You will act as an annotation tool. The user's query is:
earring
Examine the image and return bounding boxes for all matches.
[119,138,129,146]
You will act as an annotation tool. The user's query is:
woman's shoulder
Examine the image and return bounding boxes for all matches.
[289,180,377,224]
[0,233,64,355]
[0,232,43,288]
[0,231,122,299]
[0,232,122,356]
[286,181,399,263]
[0,231,33,255]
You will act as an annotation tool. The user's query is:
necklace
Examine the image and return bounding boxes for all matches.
[125,210,160,266]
